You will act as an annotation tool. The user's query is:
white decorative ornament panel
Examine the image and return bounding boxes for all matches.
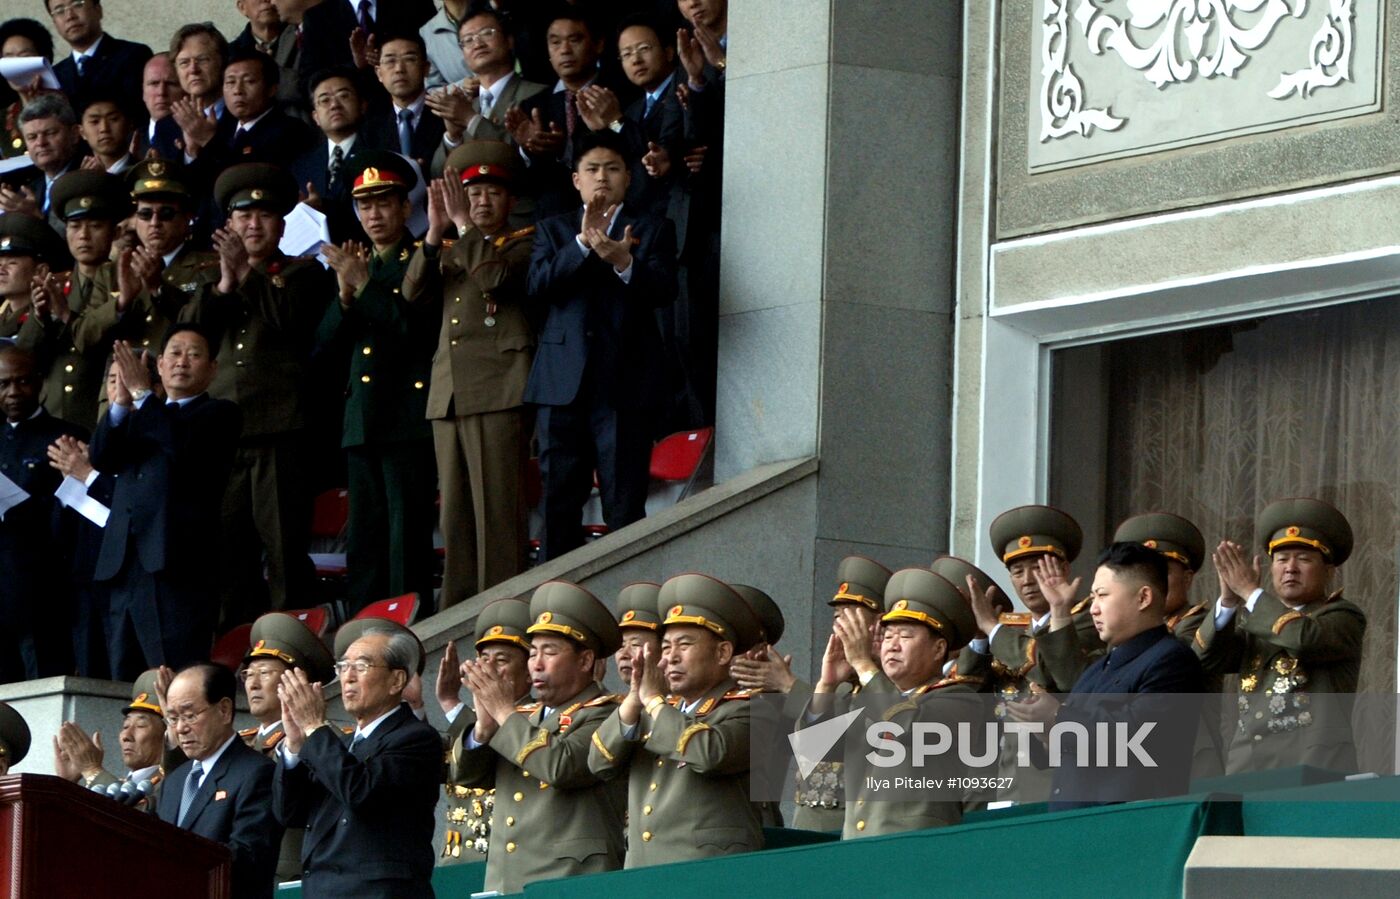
[1028,0,1383,172]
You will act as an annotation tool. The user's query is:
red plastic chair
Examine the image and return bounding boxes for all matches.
[649,427,714,499]
[310,488,349,539]
[210,623,253,671]
[284,606,331,637]
[354,593,421,627]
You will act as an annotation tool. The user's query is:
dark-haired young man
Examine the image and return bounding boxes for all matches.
[524,131,676,561]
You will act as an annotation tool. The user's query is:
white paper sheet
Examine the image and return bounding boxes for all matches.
[0,57,61,91]
[280,202,331,261]
[0,154,35,177]
[55,474,110,527]
[0,470,30,520]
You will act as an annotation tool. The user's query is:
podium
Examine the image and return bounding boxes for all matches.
[0,774,231,898]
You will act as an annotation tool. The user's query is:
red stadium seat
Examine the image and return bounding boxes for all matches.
[310,488,349,539]
[354,593,421,627]
[284,606,331,637]
[210,623,253,671]
[649,427,714,498]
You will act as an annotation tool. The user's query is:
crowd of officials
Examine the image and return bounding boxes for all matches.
[0,0,733,684]
[0,497,1367,896]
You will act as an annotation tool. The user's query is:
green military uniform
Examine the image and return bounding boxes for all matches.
[811,567,985,839]
[81,672,168,808]
[729,583,785,827]
[787,556,892,832]
[0,215,68,346]
[1195,498,1365,774]
[401,142,537,607]
[73,160,218,361]
[237,612,335,881]
[453,583,624,892]
[316,151,438,611]
[1115,512,1223,779]
[183,164,332,625]
[589,574,764,867]
[0,701,30,775]
[38,171,129,431]
[442,598,533,864]
[615,581,662,634]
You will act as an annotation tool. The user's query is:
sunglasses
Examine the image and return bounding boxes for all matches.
[134,207,182,222]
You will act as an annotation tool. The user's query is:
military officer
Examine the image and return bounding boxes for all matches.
[74,159,218,360]
[0,214,69,346]
[184,163,333,627]
[402,140,538,607]
[589,573,765,867]
[53,671,168,809]
[38,171,128,432]
[931,554,1008,688]
[802,567,984,838]
[440,598,533,864]
[235,611,334,882]
[453,583,624,892]
[1196,498,1365,775]
[0,701,29,776]
[1115,513,1210,644]
[728,582,786,826]
[316,150,439,612]
[613,582,663,687]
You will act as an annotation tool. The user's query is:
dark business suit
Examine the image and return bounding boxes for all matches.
[89,393,242,679]
[291,137,369,244]
[524,207,677,560]
[295,0,437,95]
[54,34,153,110]
[0,409,86,682]
[206,111,317,172]
[1045,625,1204,810]
[157,738,281,899]
[362,100,444,171]
[616,78,685,220]
[272,704,441,898]
[517,88,592,220]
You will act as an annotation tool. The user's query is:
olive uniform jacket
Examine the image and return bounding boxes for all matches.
[400,226,536,420]
[451,683,624,894]
[30,265,118,432]
[1194,589,1365,775]
[0,300,45,345]
[240,722,304,883]
[589,678,761,868]
[73,247,220,355]
[180,255,333,439]
[314,235,437,448]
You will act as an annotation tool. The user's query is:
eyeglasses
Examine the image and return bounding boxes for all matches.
[49,0,88,18]
[335,660,388,676]
[240,666,284,683]
[619,43,656,61]
[135,207,181,222]
[459,27,499,48]
[168,705,215,727]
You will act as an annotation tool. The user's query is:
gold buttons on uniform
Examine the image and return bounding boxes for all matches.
[856,821,866,831]
[360,375,371,383]
[521,771,530,778]
[450,339,459,346]
[362,346,372,355]
[144,314,153,323]
[656,759,664,768]
[64,364,73,373]
[453,296,461,303]
[236,343,244,350]
[505,842,516,853]
[513,792,523,801]
[648,782,657,791]
[641,832,652,842]
[141,339,150,347]
[63,385,73,393]
[505,817,515,826]
[450,318,459,325]
[413,381,424,389]
[643,805,652,815]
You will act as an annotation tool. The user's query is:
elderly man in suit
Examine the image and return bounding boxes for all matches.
[46,0,152,107]
[158,663,281,899]
[273,624,441,898]
[1,94,81,230]
[89,324,242,678]
[525,130,677,562]
[402,141,535,606]
[231,0,306,118]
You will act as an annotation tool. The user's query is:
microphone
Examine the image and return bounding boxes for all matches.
[104,783,123,800]
[89,782,109,794]
[118,781,141,805]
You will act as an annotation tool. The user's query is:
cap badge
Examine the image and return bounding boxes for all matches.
[1018,535,1033,548]
[893,599,909,611]
[488,625,503,636]
[536,611,553,625]
[621,610,637,622]
[838,582,849,593]
[134,692,149,705]
[1143,539,1158,549]
[148,161,165,176]
[79,196,93,208]
[668,605,684,618]
[1286,526,1301,537]
[254,640,266,650]
[0,237,9,249]
[362,166,381,184]
[251,189,264,200]
[480,165,491,175]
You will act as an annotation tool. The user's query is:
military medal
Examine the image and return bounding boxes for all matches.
[484,299,497,327]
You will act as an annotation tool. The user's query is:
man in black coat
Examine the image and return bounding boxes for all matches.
[198,48,315,173]
[0,345,86,682]
[524,131,677,561]
[47,0,153,109]
[361,33,444,173]
[89,324,242,679]
[158,663,281,899]
[291,67,371,243]
[295,0,436,95]
[1009,542,1205,811]
[273,624,440,898]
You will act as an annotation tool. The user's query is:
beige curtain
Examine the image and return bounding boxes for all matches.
[1095,300,1399,770]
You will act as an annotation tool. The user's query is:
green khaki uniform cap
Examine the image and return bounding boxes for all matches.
[615,582,662,631]
[0,702,30,768]
[122,669,164,716]
[731,584,784,645]
[931,555,1005,606]
[882,568,977,652]
[446,140,521,189]
[1115,512,1206,572]
[51,170,130,222]
[0,213,68,268]
[246,611,336,683]
[1257,497,1354,565]
[335,618,425,676]
[127,158,194,204]
[474,598,532,652]
[829,556,893,611]
[657,573,764,652]
[350,149,418,198]
[527,581,623,656]
[214,162,299,216]
[989,504,1083,565]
